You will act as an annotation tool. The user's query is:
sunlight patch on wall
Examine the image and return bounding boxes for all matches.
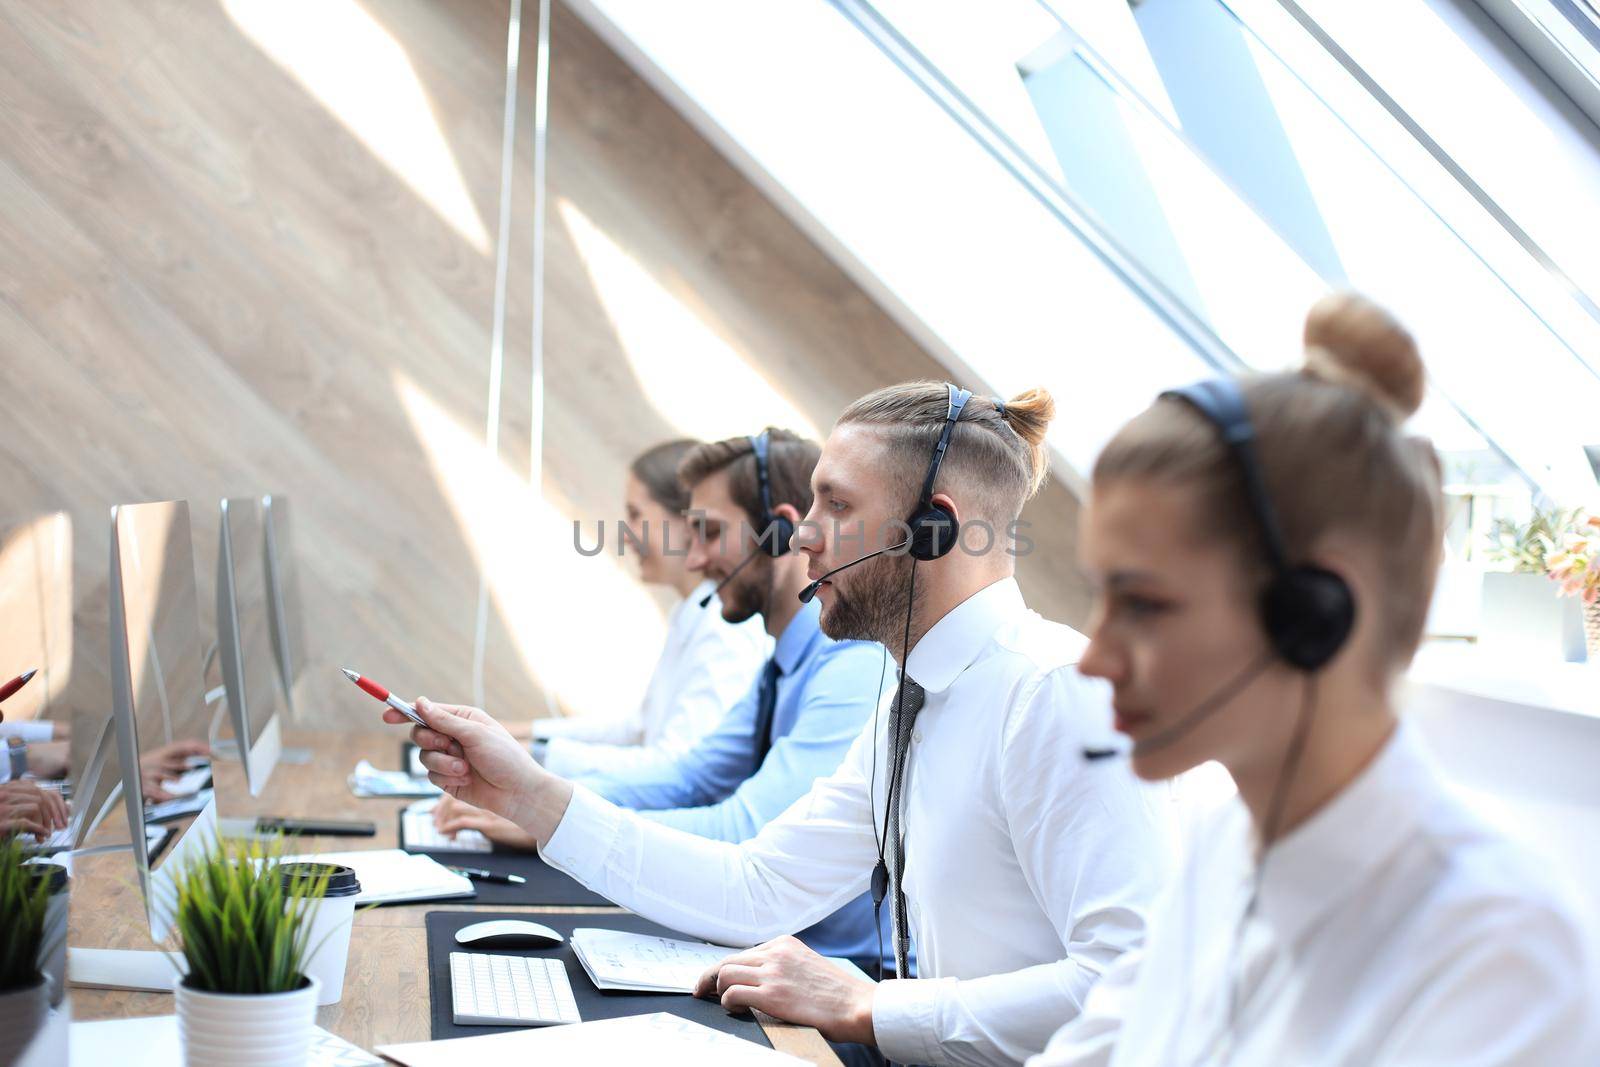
[223,0,491,253]
[558,198,821,441]
[394,373,662,719]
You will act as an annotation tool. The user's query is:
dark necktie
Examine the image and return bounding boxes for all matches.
[750,658,783,770]
[885,672,925,979]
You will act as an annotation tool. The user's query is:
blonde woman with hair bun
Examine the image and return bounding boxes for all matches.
[1033,294,1597,1066]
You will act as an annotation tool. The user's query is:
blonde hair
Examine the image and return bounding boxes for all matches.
[1093,293,1443,669]
[836,381,1055,522]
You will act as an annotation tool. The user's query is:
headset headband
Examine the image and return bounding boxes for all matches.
[749,430,775,525]
[917,385,971,510]
[1161,381,1290,574]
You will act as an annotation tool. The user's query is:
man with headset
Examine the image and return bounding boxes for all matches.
[395,385,1171,1066]
[432,428,893,977]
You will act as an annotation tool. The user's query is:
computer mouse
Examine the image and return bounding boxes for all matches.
[454,920,566,949]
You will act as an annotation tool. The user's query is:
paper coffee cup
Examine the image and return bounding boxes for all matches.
[280,863,361,1006]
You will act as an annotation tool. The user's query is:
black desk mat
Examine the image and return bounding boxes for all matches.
[398,812,612,906]
[424,910,772,1046]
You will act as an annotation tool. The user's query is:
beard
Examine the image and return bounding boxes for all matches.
[718,553,775,625]
[818,549,923,649]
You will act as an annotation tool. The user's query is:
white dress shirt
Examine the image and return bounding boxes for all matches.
[0,722,55,783]
[534,580,771,778]
[0,721,56,743]
[542,576,1173,1066]
[1032,720,1600,1067]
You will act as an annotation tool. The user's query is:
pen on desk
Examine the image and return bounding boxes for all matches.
[446,865,526,885]
[0,668,37,722]
[341,667,427,727]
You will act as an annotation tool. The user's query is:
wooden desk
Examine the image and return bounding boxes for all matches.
[68,731,839,1064]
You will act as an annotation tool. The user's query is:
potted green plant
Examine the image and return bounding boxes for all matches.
[164,835,331,1067]
[0,834,52,1065]
[1482,506,1588,662]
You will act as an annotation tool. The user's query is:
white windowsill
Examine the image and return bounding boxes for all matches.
[1407,640,1599,721]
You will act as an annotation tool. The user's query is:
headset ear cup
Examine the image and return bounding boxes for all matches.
[907,503,959,562]
[1262,568,1356,671]
[765,516,797,557]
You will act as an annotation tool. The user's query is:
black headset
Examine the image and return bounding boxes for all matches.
[904,385,972,561]
[1162,379,1355,672]
[748,430,796,558]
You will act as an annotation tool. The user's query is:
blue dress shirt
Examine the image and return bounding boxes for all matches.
[576,597,894,966]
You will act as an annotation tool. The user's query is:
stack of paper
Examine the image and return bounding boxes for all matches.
[569,928,740,993]
[348,759,440,798]
[377,1012,805,1066]
[70,1016,380,1067]
[279,848,472,905]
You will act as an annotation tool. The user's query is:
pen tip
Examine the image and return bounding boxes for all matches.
[340,667,359,682]
[20,668,36,683]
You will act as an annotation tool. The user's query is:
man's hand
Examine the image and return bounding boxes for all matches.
[693,935,877,1046]
[139,739,211,802]
[25,740,70,780]
[393,698,571,844]
[432,793,538,851]
[0,780,69,836]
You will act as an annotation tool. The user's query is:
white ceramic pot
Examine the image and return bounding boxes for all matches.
[175,973,320,1067]
[1480,572,1587,663]
[0,978,49,1065]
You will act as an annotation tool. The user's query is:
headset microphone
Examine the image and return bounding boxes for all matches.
[796,538,911,604]
[698,547,764,609]
[1079,650,1278,763]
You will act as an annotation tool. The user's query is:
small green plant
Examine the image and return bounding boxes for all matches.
[1485,506,1583,573]
[0,835,51,993]
[165,835,330,995]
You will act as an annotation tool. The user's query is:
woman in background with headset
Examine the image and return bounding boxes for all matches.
[520,438,771,777]
[1036,293,1596,1065]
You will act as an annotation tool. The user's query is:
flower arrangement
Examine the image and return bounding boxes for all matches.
[1484,506,1583,573]
[1546,514,1599,607]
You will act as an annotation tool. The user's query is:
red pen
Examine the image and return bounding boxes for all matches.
[341,667,427,727]
[0,668,37,723]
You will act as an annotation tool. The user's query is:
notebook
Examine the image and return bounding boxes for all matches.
[279,848,472,905]
[569,928,735,993]
[568,928,871,995]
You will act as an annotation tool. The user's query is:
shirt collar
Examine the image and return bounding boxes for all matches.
[1254,719,1437,944]
[771,596,824,676]
[903,576,1027,694]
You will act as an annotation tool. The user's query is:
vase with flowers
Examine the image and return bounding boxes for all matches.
[1545,513,1600,659]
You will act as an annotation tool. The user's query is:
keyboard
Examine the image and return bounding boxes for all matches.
[24,826,73,853]
[401,801,490,853]
[449,951,581,1027]
[160,763,212,798]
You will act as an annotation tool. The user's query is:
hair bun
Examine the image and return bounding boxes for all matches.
[998,387,1055,497]
[1303,292,1424,420]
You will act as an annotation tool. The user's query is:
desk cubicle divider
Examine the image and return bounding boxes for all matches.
[424,911,773,1046]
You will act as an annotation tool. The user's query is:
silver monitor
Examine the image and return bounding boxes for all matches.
[217,497,283,795]
[0,511,70,726]
[107,499,216,941]
[261,494,306,722]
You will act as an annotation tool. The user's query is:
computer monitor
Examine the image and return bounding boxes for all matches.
[262,494,306,722]
[217,497,283,795]
[0,511,71,726]
[107,499,216,941]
